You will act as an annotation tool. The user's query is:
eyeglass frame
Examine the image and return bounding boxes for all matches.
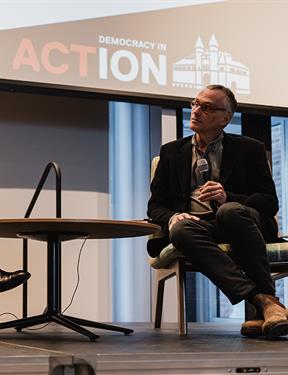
[190,100,229,114]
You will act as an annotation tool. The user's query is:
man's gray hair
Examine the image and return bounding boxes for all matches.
[206,84,238,114]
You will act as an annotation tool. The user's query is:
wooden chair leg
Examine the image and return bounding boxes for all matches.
[176,260,187,335]
[155,279,165,329]
[244,300,256,321]
[153,261,188,334]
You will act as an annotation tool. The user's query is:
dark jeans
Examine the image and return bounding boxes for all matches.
[169,202,275,305]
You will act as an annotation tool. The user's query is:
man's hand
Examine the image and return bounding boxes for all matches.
[169,212,200,231]
[198,181,227,206]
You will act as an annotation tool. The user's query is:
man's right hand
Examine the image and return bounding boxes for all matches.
[169,212,200,231]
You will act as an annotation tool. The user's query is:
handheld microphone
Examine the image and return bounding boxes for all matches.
[196,158,210,183]
[196,158,218,212]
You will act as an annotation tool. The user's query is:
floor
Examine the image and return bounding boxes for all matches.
[0,322,288,374]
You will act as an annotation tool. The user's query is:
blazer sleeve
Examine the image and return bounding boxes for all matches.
[147,146,179,226]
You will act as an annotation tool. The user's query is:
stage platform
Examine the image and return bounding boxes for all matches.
[0,322,288,374]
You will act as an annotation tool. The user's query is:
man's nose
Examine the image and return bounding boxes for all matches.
[192,105,201,115]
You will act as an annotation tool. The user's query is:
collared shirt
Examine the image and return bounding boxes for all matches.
[189,132,224,215]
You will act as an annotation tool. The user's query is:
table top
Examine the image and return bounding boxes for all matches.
[0,218,161,241]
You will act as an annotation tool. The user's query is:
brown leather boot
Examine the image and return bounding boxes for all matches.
[241,319,264,337]
[251,294,288,339]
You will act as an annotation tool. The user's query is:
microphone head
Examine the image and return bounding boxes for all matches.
[197,158,209,174]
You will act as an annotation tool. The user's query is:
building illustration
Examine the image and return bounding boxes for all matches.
[172,34,250,94]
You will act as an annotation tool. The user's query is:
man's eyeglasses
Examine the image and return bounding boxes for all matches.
[190,100,228,114]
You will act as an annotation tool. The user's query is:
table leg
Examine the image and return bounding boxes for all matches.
[52,314,99,341]
[0,233,135,341]
[0,314,50,331]
[63,314,134,335]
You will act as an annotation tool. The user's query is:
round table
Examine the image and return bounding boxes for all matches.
[0,218,160,341]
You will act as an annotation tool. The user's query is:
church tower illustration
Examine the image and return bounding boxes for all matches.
[172,34,250,94]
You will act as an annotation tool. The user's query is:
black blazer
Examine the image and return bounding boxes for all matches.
[147,133,279,256]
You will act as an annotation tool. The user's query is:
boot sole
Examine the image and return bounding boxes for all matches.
[263,320,288,339]
[241,327,263,337]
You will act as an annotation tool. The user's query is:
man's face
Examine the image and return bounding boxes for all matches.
[190,89,232,136]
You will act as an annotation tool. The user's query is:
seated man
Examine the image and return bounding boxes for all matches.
[0,269,30,292]
[148,84,288,339]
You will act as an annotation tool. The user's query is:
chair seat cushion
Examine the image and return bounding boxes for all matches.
[149,241,288,269]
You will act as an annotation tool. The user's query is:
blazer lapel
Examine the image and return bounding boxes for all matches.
[220,133,238,185]
[176,139,192,196]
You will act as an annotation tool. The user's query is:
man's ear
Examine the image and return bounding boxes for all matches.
[221,112,232,127]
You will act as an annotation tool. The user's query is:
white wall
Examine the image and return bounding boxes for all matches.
[0,91,112,322]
